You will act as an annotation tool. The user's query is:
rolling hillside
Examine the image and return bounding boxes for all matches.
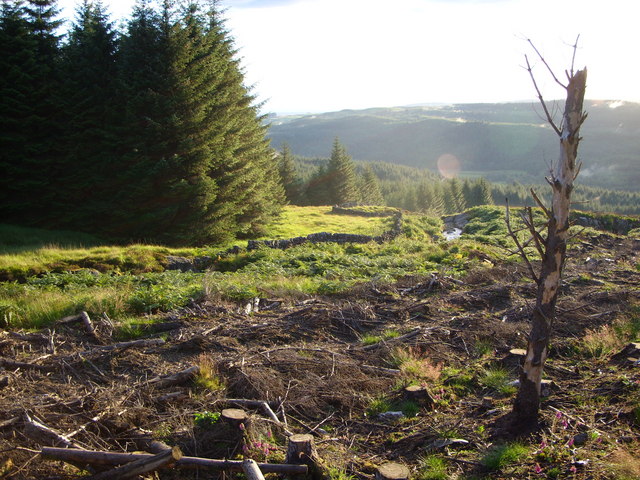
[267,101,640,191]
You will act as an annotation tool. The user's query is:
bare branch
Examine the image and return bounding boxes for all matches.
[526,38,567,89]
[570,34,581,77]
[505,202,539,284]
[525,208,547,258]
[525,55,562,136]
[530,188,551,218]
[573,161,582,181]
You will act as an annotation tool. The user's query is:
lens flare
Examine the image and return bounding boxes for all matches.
[437,153,460,179]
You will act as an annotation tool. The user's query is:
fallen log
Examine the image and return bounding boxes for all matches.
[40,447,308,474]
[242,459,266,480]
[148,365,199,388]
[80,337,165,356]
[23,413,82,449]
[0,357,55,372]
[86,446,181,480]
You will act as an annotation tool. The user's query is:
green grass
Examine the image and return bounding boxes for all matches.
[417,455,449,480]
[479,367,517,396]
[0,207,498,329]
[481,443,528,471]
[256,205,391,239]
[0,223,104,254]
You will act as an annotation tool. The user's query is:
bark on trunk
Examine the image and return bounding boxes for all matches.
[513,67,587,423]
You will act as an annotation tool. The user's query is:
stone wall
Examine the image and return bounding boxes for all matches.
[247,212,403,251]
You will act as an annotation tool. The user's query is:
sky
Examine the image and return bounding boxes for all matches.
[58,0,639,114]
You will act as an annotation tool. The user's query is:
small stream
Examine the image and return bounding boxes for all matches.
[443,228,462,241]
[442,212,468,241]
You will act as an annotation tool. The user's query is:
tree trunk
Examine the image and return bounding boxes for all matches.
[513,67,587,423]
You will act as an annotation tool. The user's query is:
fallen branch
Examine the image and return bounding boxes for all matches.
[40,447,308,474]
[23,413,82,449]
[362,327,422,351]
[147,365,199,388]
[80,338,165,356]
[0,416,19,429]
[222,399,294,435]
[80,311,103,344]
[242,459,266,480]
[86,446,182,480]
[0,357,55,372]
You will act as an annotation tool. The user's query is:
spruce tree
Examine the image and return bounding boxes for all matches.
[0,0,62,223]
[112,1,283,244]
[0,1,36,219]
[476,177,494,205]
[278,142,301,204]
[360,164,384,205]
[326,138,358,205]
[56,0,118,228]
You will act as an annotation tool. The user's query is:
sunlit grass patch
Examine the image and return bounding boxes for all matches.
[481,442,528,471]
[479,367,517,396]
[389,347,442,383]
[258,205,390,239]
[195,355,226,392]
[417,455,449,480]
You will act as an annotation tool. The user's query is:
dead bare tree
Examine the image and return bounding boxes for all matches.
[507,37,587,424]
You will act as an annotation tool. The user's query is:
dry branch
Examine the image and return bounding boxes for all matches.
[80,337,165,356]
[0,357,55,372]
[147,365,199,388]
[40,447,308,474]
[78,311,105,344]
[23,413,82,449]
[223,398,294,435]
[86,446,181,480]
[242,459,266,480]
[361,327,422,351]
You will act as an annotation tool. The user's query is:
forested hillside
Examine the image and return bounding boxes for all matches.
[279,148,640,216]
[268,102,640,191]
[0,0,284,245]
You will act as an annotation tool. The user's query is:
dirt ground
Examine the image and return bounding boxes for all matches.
[1,232,639,479]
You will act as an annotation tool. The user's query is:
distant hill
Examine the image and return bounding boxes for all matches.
[266,101,640,191]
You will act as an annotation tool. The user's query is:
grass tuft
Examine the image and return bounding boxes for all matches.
[481,443,528,471]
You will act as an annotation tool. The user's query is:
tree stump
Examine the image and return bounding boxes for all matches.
[285,434,316,465]
[221,408,248,430]
[375,463,410,480]
[403,385,434,407]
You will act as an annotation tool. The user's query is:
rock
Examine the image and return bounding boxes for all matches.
[612,343,640,365]
[572,432,589,446]
[378,411,404,421]
[165,256,194,272]
[426,438,469,451]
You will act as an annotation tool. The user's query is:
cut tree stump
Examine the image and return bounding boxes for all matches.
[375,463,410,480]
[221,408,249,430]
[285,434,316,464]
[403,385,434,407]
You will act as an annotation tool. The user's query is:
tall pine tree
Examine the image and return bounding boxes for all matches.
[326,138,358,205]
[0,0,62,223]
[56,0,119,227]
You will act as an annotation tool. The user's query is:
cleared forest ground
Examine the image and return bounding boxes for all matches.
[1,230,639,479]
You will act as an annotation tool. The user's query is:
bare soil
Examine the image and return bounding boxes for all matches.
[1,232,639,479]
